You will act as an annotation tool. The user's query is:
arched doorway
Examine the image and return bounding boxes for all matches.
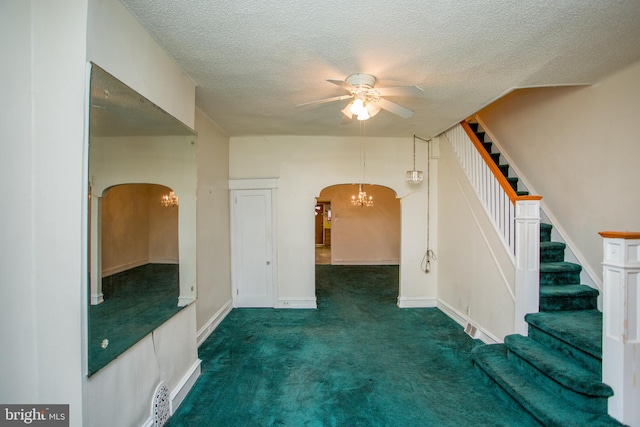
[88,183,181,374]
[315,184,400,265]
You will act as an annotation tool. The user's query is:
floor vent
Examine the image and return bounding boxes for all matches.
[153,383,170,427]
[464,322,480,339]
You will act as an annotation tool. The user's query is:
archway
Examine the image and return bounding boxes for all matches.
[316,184,400,265]
[88,183,181,374]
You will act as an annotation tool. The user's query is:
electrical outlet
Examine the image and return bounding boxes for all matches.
[465,306,470,315]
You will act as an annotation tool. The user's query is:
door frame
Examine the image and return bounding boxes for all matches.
[229,179,278,307]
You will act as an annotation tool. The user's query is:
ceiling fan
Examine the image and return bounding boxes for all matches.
[296,73,423,121]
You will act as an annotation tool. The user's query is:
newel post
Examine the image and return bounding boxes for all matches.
[600,231,640,426]
[514,199,540,336]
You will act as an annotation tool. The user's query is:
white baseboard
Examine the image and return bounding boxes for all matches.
[102,258,148,277]
[276,298,317,309]
[197,299,233,347]
[170,359,201,415]
[397,297,438,308]
[331,259,400,265]
[437,299,500,344]
[149,258,179,264]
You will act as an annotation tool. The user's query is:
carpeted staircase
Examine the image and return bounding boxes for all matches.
[467,123,622,426]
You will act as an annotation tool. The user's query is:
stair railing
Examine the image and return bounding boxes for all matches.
[443,121,542,335]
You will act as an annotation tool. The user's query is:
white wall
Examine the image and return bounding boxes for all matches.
[229,135,436,306]
[86,0,195,128]
[437,134,516,341]
[194,108,233,335]
[478,61,640,287]
[0,2,88,426]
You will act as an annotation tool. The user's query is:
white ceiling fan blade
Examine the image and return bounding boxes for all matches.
[375,98,415,119]
[375,86,423,97]
[295,94,352,108]
[326,79,355,91]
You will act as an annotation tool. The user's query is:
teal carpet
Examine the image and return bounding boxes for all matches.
[88,263,183,375]
[168,265,539,426]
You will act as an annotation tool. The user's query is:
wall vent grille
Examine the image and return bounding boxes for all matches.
[153,383,170,427]
[464,322,480,339]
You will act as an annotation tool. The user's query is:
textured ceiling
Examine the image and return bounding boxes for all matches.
[119,0,640,138]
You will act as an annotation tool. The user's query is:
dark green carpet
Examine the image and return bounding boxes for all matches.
[88,263,183,375]
[167,265,539,426]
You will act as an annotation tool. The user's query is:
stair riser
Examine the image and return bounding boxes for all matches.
[472,362,545,427]
[540,296,598,312]
[540,226,552,242]
[540,271,581,286]
[506,350,608,414]
[528,326,601,375]
[540,248,565,263]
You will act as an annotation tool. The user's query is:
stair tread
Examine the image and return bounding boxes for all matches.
[504,334,613,397]
[472,345,621,426]
[540,261,582,273]
[525,310,603,359]
[540,284,599,298]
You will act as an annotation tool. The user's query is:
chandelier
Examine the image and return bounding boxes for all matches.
[161,191,179,207]
[351,184,373,207]
[406,134,425,184]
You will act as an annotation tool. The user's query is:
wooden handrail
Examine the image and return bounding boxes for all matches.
[599,231,640,239]
[460,121,542,205]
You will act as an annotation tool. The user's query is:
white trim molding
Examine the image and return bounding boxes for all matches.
[197,299,233,346]
[437,299,500,344]
[600,232,640,426]
[229,178,278,190]
[170,359,202,415]
[514,199,540,336]
[397,297,437,308]
[276,298,317,309]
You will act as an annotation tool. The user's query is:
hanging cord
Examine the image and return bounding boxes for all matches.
[414,134,437,273]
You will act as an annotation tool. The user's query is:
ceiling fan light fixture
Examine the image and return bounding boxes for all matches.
[357,109,370,121]
[350,97,365,115]
[365,102,380,118]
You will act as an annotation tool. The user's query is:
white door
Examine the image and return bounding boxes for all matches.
[231,189,275,307]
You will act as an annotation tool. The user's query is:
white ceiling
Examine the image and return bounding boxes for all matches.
[119,0,640,138]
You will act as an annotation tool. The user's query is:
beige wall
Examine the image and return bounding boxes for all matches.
[437,135,516,340]
[229,135,435,305]
[478,60,640,286]
[101,184,179,276]
[319,184,400,265]
[101,184,151,273]
[148,185,180,263]
[194,108,233,332]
